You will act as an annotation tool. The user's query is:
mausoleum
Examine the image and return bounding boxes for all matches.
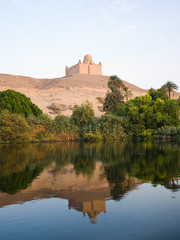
[65,54,102,76]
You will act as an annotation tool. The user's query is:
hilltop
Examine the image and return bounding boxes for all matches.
[0,73,179,117]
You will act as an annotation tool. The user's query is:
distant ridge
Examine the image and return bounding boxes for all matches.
[0,73,179,117]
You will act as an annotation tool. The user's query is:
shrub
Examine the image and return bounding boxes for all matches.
[142,129,154,139]
[156,126,180,138]
[96,114,125,139]
[0,110,30,143]
[0,90,42,117]
[128,124,145,139]
[71,100,94,128]
[54,114,73,133]
[27,114,53,140]
[83,131,103,142]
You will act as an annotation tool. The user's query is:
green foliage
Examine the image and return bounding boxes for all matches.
[71,100,94,128]
[54,114,74,133]
[103,75,125,112]
[83,131,103,142]
[115,91,179,138]
[103,89,124,112]
[0,90,42,117]
[27,114,54,140]
[156,126,180,138]
[123,86,132,101]
[164,99,179,120]
[96,114,125,139]
[0,110,30,143]
[128,124,146,139]
[148,88,168,101]
[108,75,125,91]
[142,129,154,139]
[161,81,179,98]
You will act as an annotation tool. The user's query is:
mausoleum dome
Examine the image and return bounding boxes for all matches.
[83,54,93,64]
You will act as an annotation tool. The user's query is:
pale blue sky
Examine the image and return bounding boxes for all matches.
[0,0,179,89]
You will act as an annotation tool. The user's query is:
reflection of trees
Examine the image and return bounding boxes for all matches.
[0,144,54,194]
[73,144,96,178]
[0,141,180,195]
[0,166,43,194]
[104,165,131,200]
[126,142,180,190]
[98,142,180,195]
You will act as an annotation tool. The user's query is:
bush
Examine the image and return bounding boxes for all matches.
[0,110,30,143]
[115,91,179,137]
[128,124,145,139]
[83,131,103,142]
[54,114,74,133]
[142,129,154,139]
[27,114,54,140]
[96,114,125,140]
[71,100,94,128]
[156,126,180,138]
[0,90,42,117]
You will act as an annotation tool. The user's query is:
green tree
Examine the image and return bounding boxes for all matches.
[123,86,132,101]
[71,100,94,128]
[103,75,125,112]
[0,90,42,117]
[161,81,179,98]
[103,88,124,112]
[0,110,30,143]
[148,88,168,101]
[96,114,125,139]
[108,75,125,91]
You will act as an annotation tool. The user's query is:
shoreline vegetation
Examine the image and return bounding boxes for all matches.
[0,77,179,144]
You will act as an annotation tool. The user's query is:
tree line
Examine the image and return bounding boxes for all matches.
[0,77,179,143]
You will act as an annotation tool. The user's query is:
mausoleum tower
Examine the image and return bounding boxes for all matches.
[65,54,102,76]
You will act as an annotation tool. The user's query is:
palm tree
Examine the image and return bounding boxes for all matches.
[123,86,132,101]
[103,75,125,112]
[161,81,179,98]
[108,75,125,91]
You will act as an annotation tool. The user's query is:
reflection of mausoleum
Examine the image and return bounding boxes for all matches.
[68,199,106,224]
[0,162,142,223]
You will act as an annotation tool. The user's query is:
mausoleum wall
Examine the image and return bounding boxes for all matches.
[67,64,79,75]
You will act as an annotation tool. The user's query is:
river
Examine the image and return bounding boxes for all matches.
[0,142,180,239]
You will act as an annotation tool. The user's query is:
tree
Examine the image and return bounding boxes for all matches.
[0,89,42,117]
[161,81,179,98]
[71,100,94,128]
[103,75,125,112]
[96,114,125,139]
[123,86,132,101]
[148,88,168,101]
[108,75,125,91]
[103,88,124,112]
[0,110,30,143]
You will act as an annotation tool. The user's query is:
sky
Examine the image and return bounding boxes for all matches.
[0,0,180,89]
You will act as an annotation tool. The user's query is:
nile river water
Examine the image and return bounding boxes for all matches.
[0,142,180,240]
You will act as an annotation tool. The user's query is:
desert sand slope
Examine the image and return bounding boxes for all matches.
[0,73,179,118]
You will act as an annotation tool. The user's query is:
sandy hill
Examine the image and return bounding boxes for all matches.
[0,73,179,117]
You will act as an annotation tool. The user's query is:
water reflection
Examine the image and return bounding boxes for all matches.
[0,142,180,223]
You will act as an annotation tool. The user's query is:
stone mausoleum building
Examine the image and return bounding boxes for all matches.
[65,54,102,76]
